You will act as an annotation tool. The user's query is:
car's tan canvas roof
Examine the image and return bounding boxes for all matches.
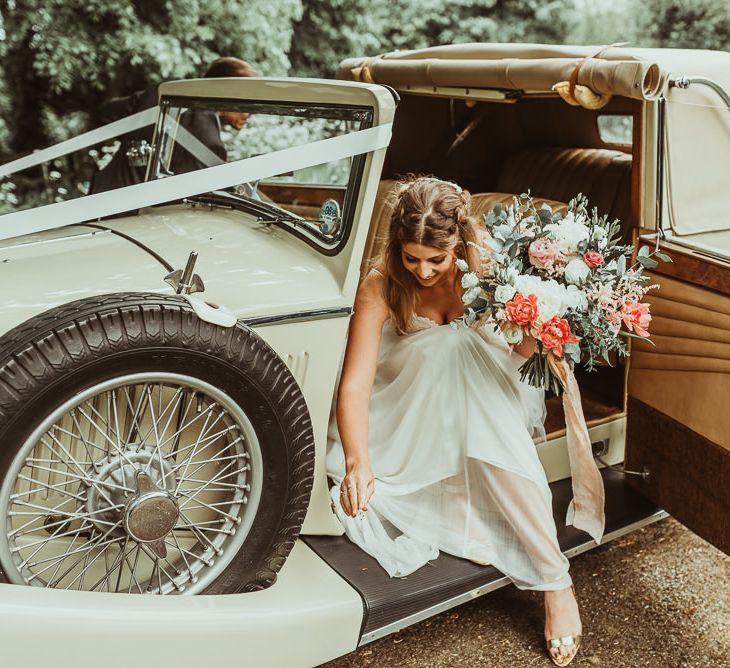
[338,43,730,101]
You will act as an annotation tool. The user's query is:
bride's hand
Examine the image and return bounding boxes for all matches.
[340,462,375,517]
[512,331,537,359]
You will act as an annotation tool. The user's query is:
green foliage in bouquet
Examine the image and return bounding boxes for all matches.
[457,193,671,392]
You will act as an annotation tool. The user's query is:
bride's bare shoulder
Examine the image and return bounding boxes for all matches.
[356,267,389,318]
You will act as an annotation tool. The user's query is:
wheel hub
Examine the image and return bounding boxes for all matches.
[85,445,178,547]
[124,472,179,558]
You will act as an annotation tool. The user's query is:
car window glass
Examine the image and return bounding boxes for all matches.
[597,115,632,145]
[152,97,373,250]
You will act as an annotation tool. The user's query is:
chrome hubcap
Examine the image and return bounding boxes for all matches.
[124,472,179,558]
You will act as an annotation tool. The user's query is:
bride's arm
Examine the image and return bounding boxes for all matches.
[336,270,388,517]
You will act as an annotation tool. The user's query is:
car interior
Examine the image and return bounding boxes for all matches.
[359,92,638,438]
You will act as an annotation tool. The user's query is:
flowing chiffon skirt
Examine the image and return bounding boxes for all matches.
[326,317,572,590]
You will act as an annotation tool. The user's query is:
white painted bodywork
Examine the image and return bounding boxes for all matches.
[0,540,364,668]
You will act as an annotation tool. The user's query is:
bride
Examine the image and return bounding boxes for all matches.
[326,176,583,666]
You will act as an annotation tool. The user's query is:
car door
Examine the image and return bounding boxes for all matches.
[624,69,730,555]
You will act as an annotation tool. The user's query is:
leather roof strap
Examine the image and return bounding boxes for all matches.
[567,42,626,104]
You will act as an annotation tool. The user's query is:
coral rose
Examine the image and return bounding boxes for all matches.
[620,300,652,337]
[505,293,539,326]
[536,316,578,358]
[583,250,604,268]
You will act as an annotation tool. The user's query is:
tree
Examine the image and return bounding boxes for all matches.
[568,0,730,50]
[381,0,576,51]
[289,0,386,78]
[0,0,303,156]
[290,0,577,79]
[637,0,730,50]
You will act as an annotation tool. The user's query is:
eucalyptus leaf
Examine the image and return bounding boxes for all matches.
[537,208,552,225]
[638,245,650,257]
[637,256,659,269]
[654,252,673,263]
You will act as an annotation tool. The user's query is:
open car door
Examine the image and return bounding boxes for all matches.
[625,67,730,555]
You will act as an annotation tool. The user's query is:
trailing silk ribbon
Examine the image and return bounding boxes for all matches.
[547,353,606,544]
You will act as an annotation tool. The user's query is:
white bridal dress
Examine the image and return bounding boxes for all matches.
[326,314,573,591]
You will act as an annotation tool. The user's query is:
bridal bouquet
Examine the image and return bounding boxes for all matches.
[457,193,670,394]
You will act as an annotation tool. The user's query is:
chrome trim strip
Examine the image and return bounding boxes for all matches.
[242,306,352,328]
[358,509,669,646]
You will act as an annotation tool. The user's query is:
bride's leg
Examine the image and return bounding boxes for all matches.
[473,462,571,589]
[440,471,492,564]
[473,463,581,664]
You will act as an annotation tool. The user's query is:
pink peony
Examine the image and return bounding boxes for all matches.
[528,237,560,270]
[583,250,604,268]
[620,300,652,337]
[536,316,579,358]
[505,293,539,327]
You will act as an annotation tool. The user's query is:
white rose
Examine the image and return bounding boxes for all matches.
[502,323,524,345]
[558,220,590,254]
[455,258,469,272]
[562,212,576,225]
[461,272,480,289]
[564,284,589,312]
[592,226,607,241]
[504,266,520,285]
[495,283,517,303]
[564,258,591,285]
[462,286,481,305]
[514,275,566,320]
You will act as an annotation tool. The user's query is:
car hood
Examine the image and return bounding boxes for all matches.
[0,203,345,336]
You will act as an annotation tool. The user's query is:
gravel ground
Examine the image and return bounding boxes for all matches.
[322,518,730,668]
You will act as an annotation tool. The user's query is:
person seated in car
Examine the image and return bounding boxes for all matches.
[89,56,257,194]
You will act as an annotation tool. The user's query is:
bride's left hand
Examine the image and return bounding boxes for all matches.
[512,331,537,359]
[340,462,375,517]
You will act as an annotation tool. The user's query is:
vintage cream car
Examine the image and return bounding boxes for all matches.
[0,44,728,667]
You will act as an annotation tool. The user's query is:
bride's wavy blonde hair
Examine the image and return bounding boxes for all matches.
[380,175,480,334]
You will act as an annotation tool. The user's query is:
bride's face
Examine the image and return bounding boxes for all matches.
[401,242,456,287]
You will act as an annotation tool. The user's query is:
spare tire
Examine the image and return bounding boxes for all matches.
[0,293,314,594]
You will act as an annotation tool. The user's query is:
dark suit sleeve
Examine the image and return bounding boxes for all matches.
[97,85,159,124]
[169,110,227,175]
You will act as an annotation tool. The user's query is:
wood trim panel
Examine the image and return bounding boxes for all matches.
[626,397,730,554]
[639,237,730,297]
[259,183,346,206]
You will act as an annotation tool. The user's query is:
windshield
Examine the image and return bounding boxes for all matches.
[151,96,373,249]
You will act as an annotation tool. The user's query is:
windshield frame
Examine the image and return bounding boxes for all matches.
[148,95,374,256]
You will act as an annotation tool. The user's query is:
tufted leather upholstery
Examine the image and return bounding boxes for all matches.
[496,147,632,231]
[360,147,632,278]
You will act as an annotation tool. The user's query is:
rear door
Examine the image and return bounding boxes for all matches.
[625,66,730,554]
[625,250,730,554]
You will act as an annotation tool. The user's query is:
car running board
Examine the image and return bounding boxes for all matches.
[303,468,666,645]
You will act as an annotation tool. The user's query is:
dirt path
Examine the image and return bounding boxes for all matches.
[322,518,730,668]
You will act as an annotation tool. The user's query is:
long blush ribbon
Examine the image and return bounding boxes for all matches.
[547,353,605,544]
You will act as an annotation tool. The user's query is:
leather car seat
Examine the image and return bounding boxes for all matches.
[495,147,632,235]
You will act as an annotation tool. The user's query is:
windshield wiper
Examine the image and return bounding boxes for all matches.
[256,215,339,235]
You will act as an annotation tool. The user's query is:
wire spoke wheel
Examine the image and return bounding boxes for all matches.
[0,372,263,595]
